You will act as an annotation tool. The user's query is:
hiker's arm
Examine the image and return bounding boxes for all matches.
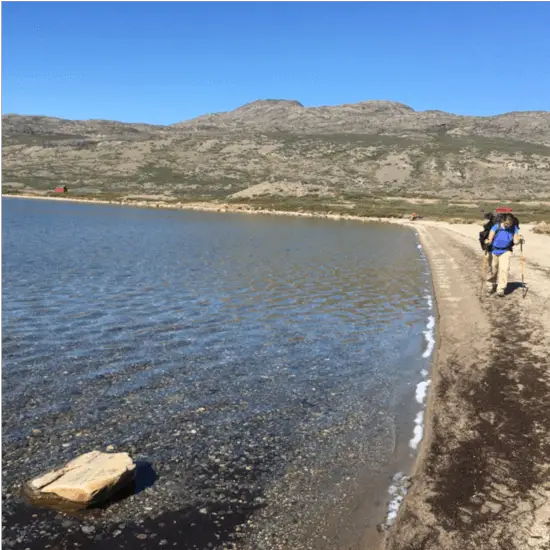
[514,235,524,244]
[486,229,496,244]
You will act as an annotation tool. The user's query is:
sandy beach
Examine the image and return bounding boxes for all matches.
[3,193,550,549]
[384,221,550,550]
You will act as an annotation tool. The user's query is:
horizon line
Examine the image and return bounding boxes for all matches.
[2,98,549,127]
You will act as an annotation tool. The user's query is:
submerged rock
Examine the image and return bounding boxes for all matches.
[25,450,136,510]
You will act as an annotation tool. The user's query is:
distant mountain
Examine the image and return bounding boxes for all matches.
[3,100,550,201]
[173,100,550,146]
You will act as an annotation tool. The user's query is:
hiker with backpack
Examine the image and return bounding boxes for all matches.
[484,213,523,297]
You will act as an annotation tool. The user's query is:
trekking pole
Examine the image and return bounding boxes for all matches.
[480,249,488,301]
[520,239,528,298]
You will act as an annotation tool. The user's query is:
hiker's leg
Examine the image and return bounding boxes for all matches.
[496,251,511,294]
[486,253,497,291]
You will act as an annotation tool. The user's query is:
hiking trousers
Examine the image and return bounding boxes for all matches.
[486,251,512,293]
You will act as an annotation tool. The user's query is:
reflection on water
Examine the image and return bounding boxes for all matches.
[2,198,432,548]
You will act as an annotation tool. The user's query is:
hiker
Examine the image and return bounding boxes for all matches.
[485,213,523,297]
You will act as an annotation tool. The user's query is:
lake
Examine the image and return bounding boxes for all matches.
[2,197,434,550]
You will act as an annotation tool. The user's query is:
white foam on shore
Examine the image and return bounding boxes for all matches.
[409,411,425,449]
[424,293,433,310]
[422,315,435,358]
[409,242,434,452]
[384,232,434,526]
[386,472,409,523]
[415,379,431,404]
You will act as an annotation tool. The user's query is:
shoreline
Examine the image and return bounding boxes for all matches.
[378,229,438,540]
[378,227,440,538]
[3,192,441,548]
[3,191,436,549]
[407,227,441,478]
[4,192,550,549]
[384,222,550,550]
[1,192,420,227]
[2,193,439,550]
[379,226,444,535]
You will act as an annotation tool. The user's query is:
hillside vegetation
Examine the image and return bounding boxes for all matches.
[3,100,550,219]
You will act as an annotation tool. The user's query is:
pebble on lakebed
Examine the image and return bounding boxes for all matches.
[24,450,136,510]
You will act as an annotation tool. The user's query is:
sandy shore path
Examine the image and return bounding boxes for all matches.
[385,222,550,550]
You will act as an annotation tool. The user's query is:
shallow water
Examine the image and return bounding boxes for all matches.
[2,198,433,549]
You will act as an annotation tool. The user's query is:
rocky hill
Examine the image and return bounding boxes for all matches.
[3,100,550,201]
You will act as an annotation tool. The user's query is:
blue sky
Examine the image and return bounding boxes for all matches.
[2,2,550,124]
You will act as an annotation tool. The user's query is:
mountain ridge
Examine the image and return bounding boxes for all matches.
[3,99,550,202]
[3,98,550,131]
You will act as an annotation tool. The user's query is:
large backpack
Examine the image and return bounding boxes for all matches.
[479,213,495,251]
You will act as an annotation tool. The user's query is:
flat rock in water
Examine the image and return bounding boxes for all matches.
[25,450,136,510]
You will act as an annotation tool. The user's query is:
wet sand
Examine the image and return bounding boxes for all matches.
[384,222,550,550]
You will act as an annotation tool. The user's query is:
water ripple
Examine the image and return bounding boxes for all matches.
[2,198,433,538]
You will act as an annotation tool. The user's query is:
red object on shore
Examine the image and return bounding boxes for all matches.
[495,206,513,213]
[54,186,67,193]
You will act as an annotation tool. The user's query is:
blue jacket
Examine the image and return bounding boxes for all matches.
[491,223,518,256]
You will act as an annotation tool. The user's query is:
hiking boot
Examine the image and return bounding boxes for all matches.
[496,290,505,297]
[486,286,496,295]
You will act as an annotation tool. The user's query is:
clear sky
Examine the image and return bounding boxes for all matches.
[2,1,550,124]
